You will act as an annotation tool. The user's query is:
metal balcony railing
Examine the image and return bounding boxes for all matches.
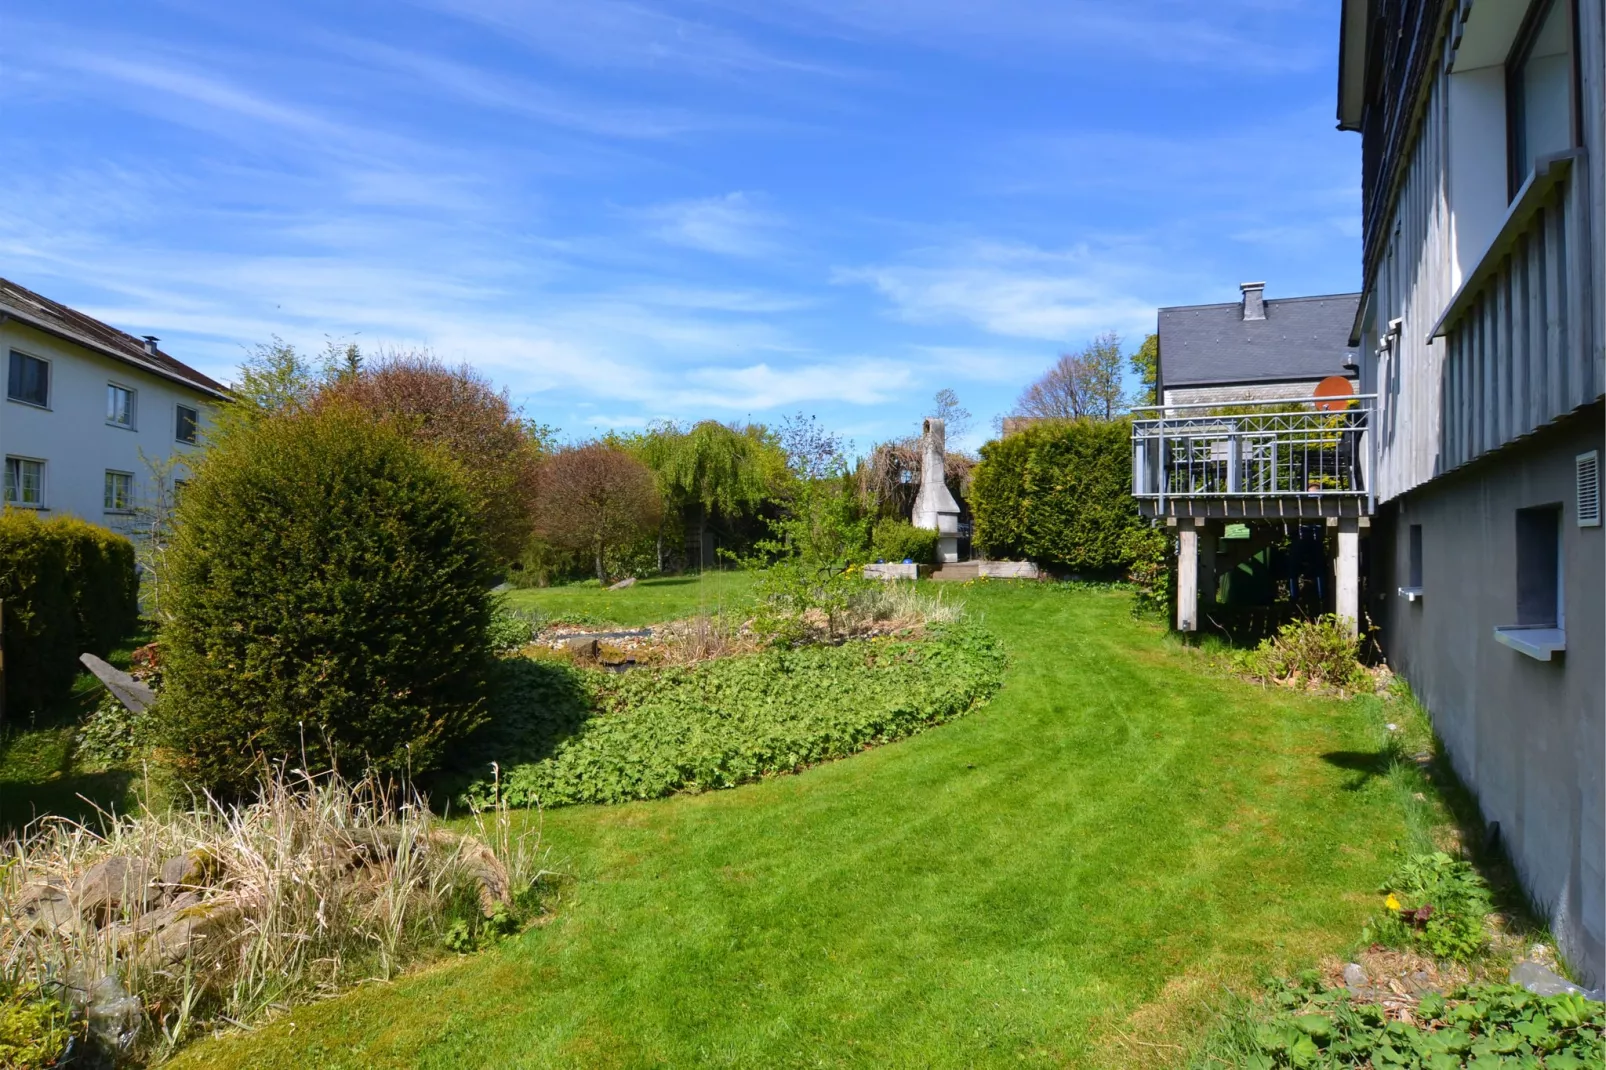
[1131,396,1375,514]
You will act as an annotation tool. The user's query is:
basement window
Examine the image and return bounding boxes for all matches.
[1399,523,1424,601]
[1494,505,1565,660]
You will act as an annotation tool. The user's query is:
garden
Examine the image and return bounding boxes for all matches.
[0,344,1597,1068]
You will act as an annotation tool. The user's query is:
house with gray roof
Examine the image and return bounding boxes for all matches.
[1156,283,1361,407]
[2,277,226,533]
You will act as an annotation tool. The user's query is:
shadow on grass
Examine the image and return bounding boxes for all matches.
[1320,749,1395,790]
[0,770,137,836]
[429,657,596,807]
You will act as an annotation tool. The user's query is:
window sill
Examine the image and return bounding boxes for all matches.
[6,398,51,410]
[1429,149,1582,342]
[106,422,136,431]
[1493,625,1566,661]
[1398,586,1424,602]
[5,503,47,511]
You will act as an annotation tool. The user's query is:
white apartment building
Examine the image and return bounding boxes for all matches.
[0,278,227,531]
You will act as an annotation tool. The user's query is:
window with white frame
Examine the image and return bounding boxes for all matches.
[107,383,136,428]
[175,404,199,444]
[7,351,49,407]
[1507,0,1574,196]
[4,457,45,506]
[104,470,134,512]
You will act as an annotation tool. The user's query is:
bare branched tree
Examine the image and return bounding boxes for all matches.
[931,388,972,441]
[1013,332,1128,421]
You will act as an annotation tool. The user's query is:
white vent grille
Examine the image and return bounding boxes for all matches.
[1578,451,1601,527]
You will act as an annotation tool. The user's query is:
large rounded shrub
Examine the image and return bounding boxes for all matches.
[160,405,496,793]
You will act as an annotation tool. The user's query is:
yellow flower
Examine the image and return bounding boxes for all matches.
[1385,893,1401,912]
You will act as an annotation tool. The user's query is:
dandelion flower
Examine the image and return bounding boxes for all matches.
[1385,893,1401,912]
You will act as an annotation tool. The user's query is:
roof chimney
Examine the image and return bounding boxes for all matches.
[142,335,160,355]
[1239,282,1265,321]
[1239,282,1266,321]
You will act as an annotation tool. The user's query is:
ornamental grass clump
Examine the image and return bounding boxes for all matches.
[159,404,497,795]
[0,768,545,1065]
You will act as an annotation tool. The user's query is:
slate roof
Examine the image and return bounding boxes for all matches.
[0,277,229,399]
[1157,291,1361,393]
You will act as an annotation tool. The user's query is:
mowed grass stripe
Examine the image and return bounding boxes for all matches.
[172,584,1405,1069]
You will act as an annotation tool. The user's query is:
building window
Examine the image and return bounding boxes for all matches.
[1495,504,1566,660]
[107,384,136,428]
[1399,523,1425,601]
[7,351,49,407]
[173,478,189,507]
[4,457,44,506]
[175,404,199,444]
[1514,506,1561,625]
[1507,0,1574,197]
[104,470,134,513]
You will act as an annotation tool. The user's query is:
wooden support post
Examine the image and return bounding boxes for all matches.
[1177,525,1199,632]
[1199,521,1219,608]
[1335,517,1360,637]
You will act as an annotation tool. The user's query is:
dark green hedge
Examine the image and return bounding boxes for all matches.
[969,418,1142,571]
[160,405,498,794]
[0,511,139,716]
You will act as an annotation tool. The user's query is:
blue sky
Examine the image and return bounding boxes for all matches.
[2,0,1359,451]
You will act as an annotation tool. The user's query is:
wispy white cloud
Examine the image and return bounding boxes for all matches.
[839,241,1160,342]
[701,0,1327,73]
[409,0,843,79]
[639,192,785,258]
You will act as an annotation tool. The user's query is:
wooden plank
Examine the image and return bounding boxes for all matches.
[1543,198,1567,417]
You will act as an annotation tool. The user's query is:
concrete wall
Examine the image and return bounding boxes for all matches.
[1,319,216,535]
[1371,404,1605,985]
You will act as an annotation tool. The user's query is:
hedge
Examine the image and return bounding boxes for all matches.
[160,404,498,794]
[0,511,139,716]
[969,418,1143,571]
[870,517,941,565]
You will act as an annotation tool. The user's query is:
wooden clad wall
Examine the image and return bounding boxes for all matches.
[1366,0,1605,504]
[1366,61,1454,503]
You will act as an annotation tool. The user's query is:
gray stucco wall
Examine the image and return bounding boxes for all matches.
[1370,404,1605,985]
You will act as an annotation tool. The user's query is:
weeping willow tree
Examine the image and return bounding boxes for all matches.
[625,421,788,570]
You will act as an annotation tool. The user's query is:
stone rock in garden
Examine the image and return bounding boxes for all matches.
[131,895,244,967]
[75,857,161,923]
[79,653,157,714]
[1511,960,1604,1001]
[1342,962,1367,990]
[13,878,78,934]
[608,576,637,590]
[565,637,600,658]
[159,850,219,895]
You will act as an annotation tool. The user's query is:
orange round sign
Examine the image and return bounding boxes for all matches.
[1313,375,1354,412]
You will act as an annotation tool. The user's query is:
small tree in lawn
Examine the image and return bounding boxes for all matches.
[536,444,663,582]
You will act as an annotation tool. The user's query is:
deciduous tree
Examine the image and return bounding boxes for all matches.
[316,350,545,563]
[1014,332,1129,421]
[535,444,663,582]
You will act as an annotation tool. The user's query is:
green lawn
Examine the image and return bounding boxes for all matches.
[173,582,1415,1069]
[502,570,755,628]
[0,628,152,835]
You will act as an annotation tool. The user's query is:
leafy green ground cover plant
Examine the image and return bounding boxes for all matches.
[1200,972,1603,1069]
[1364,853,1495,962]
[459,622,1004,807]
[0,984,75,1068]
[1233,616,1372,692]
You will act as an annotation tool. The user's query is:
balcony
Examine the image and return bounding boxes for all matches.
[1131,396,1376,520]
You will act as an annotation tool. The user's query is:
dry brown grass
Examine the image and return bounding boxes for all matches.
[0,768,545,1062]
